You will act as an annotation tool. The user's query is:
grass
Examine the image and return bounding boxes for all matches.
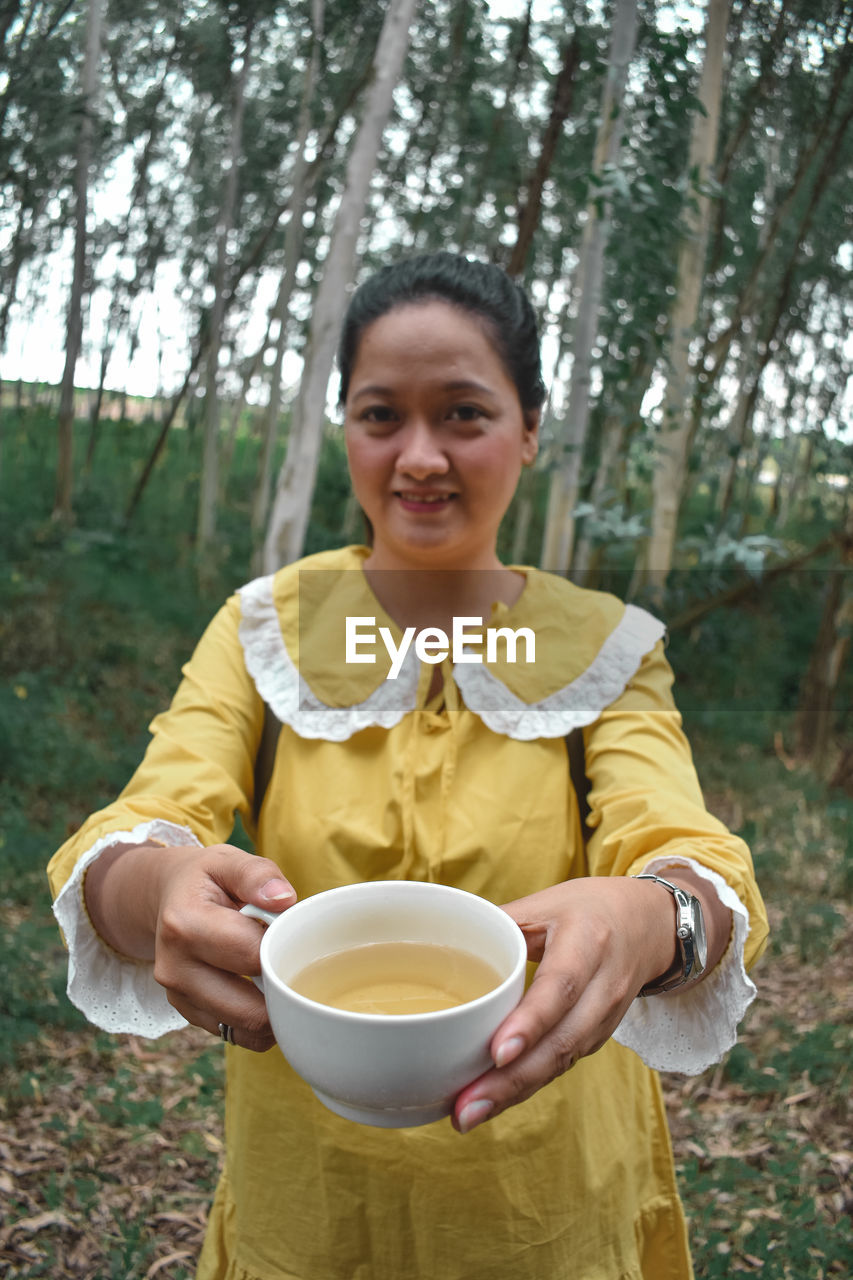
[1,407,851,1277]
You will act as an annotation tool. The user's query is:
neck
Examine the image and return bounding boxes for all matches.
[362,558,525,633]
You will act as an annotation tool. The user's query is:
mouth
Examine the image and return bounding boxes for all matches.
[394,491,458,513]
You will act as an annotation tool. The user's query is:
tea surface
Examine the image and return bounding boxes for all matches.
[287,941,502,1014]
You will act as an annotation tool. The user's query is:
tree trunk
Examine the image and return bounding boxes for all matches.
[122,47,358,525]
[633,0,729,592]
[571,345,655,577]
[704,0,790,284]
[399,2,472,254]
[716,333,760,528]
[702,34,853,390]
[539,0,638,572]
[225,61,372,307]
[0,187,51,353]
[250,0,324,562]
[84,332,112,473]
[705,97,836,541]
[510,469,535,564]
[456,0,533,250]
[506,32,581,279]
[52,0,103,522]
[262,0,419,573]
[220,334,269,491]
[84,44,176,475]
[795,516,853,776]
[667,529,843,632]
[196,17,255,552]
[736,415,772,537]
[778,432,816,533]
[571,416,624,578]
[123,355,201,523]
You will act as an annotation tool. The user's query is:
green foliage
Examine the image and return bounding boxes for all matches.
[0,895,86,1069]
[681,1144,853,1278]
[681,531,788,576]
[723,1015,851,1095]
[572,501,647,543]
[2,0,852,1256]
[0,406,348,913]
[0,403,850,1275]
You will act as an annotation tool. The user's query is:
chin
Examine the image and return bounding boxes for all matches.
[397,536,496,573]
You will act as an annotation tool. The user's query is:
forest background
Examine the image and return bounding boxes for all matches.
[1,0,852,1276]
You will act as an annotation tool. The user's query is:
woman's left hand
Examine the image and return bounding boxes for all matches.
[451,873,721,1134]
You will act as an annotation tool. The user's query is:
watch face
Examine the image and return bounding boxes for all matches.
[692,898,708,972]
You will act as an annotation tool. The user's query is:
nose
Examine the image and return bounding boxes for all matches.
[395,420,449,479]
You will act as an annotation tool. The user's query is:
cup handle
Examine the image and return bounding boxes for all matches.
[239,902,277,992]
[239,903,278,927]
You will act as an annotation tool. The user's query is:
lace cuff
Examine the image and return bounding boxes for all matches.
[52,820,199,1038]
[612,855,756,1075]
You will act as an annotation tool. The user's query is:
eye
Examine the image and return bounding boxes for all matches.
[359,405,398,429]
[447,404,487,423]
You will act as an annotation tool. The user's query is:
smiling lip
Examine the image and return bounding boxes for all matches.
[395,491,457,513]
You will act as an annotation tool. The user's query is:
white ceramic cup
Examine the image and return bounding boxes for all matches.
[240,880,527,1128]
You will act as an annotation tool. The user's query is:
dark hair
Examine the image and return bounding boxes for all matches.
[337,251,547,413]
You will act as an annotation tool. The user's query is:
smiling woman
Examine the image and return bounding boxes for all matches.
[344,301,539,574]
[47,252,767,1280]
[338,252,545,588]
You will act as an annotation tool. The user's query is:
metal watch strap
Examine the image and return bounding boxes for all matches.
[634,873,701,996]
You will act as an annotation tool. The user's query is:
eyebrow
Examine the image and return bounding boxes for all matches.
[351,379,496,401]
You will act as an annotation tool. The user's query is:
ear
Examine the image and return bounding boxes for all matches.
[521,408,540,466]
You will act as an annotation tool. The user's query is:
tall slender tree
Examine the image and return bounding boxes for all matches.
[505,30,581,278]
[632,0,730,590]
[539,0,638,573]
[52,0,104,522]
[250,0,325,560]
[196,9,256,552]
[263,0,420,572]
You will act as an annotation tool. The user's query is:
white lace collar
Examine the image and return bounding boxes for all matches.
[237,555,665,742]
[452,602,664,740]
[238,572,420,742]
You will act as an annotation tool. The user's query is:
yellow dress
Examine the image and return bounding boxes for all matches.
[48,546,768,1280]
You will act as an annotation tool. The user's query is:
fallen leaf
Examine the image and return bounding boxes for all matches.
[144,1249,194,1277]
[4,1209,74,1237]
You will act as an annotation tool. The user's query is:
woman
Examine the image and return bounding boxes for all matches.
[48,252,768,1280]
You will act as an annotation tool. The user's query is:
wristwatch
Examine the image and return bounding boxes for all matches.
[634,874,708,996]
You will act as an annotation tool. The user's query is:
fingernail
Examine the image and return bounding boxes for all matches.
[261,879,294,902]
[494,1035,525,1068]
[457,1099,494,1134]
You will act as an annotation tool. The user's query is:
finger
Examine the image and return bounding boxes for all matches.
[156,891,272,977]
[453,1016,580,1132]
[203,846,297,912]
[453,978,629,1133]
[178,1000,277,1053]
[500,901,549,964]
[154,915,270,1009]
[166,970,276,1053]
[157,850,298,977]
[487,928,601,1071]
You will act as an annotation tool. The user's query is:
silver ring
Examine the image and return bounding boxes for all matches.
[217,1022,236,1044]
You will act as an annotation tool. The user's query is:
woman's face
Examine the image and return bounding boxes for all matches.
[344,301,539,572]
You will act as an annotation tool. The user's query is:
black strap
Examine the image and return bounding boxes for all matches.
[565,725,591,847]
[253,704,591,845]
[252,701,282,827]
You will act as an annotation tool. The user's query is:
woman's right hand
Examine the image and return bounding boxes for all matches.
[84,842,296,1051]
